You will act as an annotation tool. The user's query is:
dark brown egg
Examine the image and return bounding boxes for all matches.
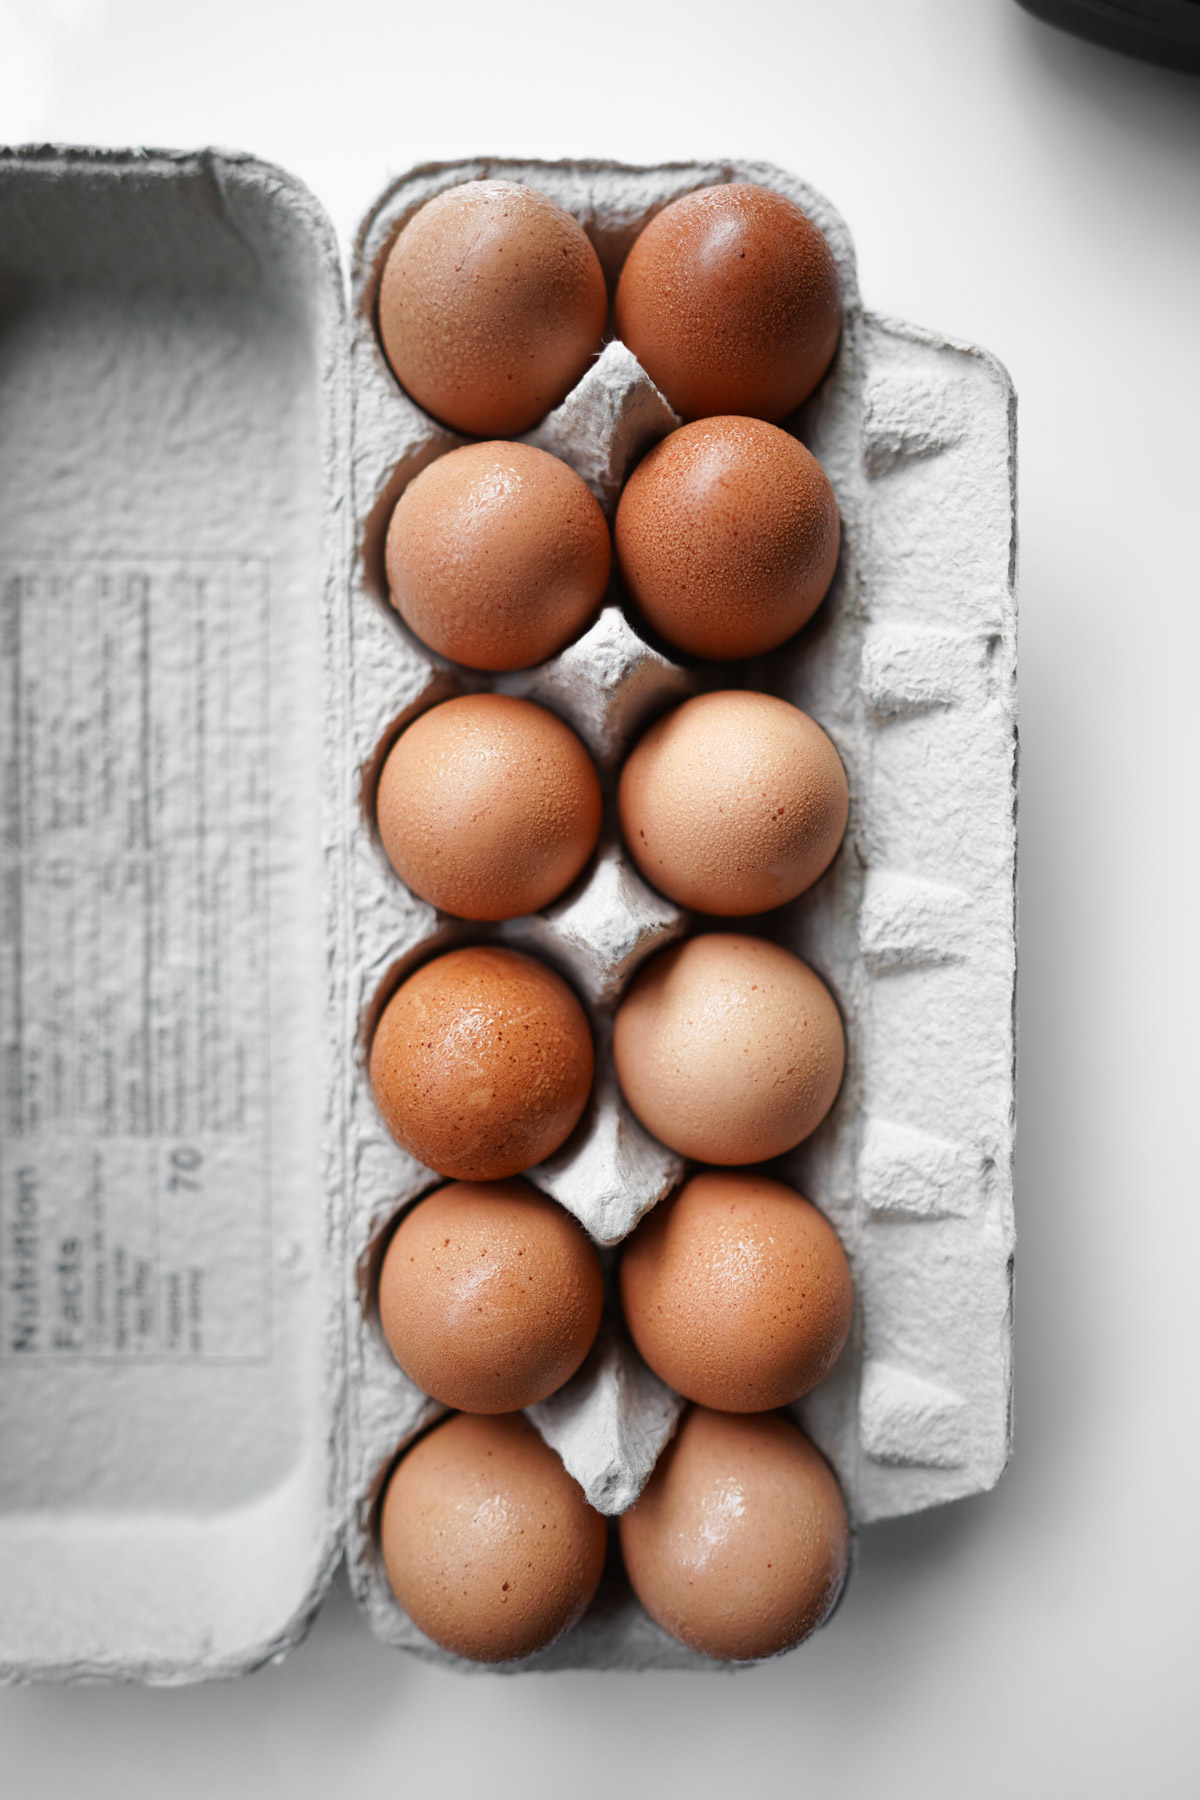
[619,1171,852,1411]
[613,933,844,1164]
[386,442,610,671]
[378,181,608,437]
[618,1407,849,1662]
[381,1412,607,1663]
[614,417,839,659]
[376,695,602,921]
[379,1179,603,1412]
[369,947,593,1181]
[619,691,848,914]
[614,183,841,422]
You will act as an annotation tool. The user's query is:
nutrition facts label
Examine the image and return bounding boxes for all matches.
[0,560,272,1361]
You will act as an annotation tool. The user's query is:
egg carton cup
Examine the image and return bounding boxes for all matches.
[343,160,1017,1670]
[0,148,1014,1684]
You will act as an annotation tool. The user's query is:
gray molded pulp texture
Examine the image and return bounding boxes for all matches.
[342,160,1017,1672]
[0,149,351,1681]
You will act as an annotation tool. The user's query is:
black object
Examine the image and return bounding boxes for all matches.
[1017,0,1200,72]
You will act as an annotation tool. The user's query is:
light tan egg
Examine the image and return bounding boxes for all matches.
[381,1412,607,1663]
[376,695,602,921]
[378,181,607,437]
[369,946,593,1182]
[386,442,610,672]
[619,1407,849,1661]
[619,690,848,914]
[613,933,844,1164]
[619,1171,852,1411]
[378,1179,603,1412]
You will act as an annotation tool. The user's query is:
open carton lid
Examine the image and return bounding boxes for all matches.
[0,148,351,1680]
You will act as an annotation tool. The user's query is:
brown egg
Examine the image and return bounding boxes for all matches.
[376,695,602,921]
[369,947,593,1181]
[614,183,841,422]
[619,691,848,915]
[614,417,839,660]
[618,1407,849,1661]
[620,1172,852,1411]
[613,934,844,1164]
[381,1412,607,1663]
[387,442,611,671]
[378,181,608,437]
[379,1180,603,1412]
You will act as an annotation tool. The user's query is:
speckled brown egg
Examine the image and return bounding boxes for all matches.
[614,417,839,660]
[613,934,844,1164]
[386,442,611,671]
[618,1407,849,1662]
[369,947,593,1181]
[376,695,602,921]
[378,1180,603,1412]
[614,183,841,422]
[381,1411,607,1663]
[619,1172,852,1411]
[619,691,847,915]
[378,181,608,437]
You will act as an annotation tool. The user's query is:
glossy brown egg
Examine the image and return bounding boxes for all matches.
[378,181,608,437]
[619,1172,852,1411]
[376,695,602,921]
[386,442,611,671]
[613,934,844,1164]
[614,183,841,422]
[369,947,593,1181]
[618,1407,849,1662]
[378,1180,604,1412]
[619,691,848,914]
[381,1412,607,1663]
[614,417,839,659]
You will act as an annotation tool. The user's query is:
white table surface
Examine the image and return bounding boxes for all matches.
[2,2,1198,1795]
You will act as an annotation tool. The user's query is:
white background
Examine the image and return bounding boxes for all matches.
[2,2,1198,1795]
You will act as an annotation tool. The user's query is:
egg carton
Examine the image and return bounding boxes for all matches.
[0,147,1015,1684]
[343,160,1017,1671]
